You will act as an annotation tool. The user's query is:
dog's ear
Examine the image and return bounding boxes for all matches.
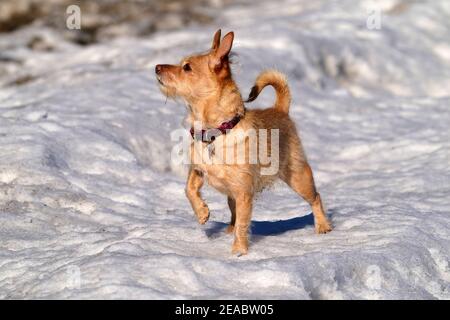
[210,31,234,71]
[216,32,234,60]
[211,29,221,50]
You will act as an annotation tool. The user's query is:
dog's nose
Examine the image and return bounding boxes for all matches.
[155,64,162,75]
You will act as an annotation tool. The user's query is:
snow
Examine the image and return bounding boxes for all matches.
[0,0,449,299]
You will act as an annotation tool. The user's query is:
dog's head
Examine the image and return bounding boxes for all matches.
[155,29,234,104]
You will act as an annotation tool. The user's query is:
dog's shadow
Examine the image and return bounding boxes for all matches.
[204,209,335,242]
[204,213,315,242]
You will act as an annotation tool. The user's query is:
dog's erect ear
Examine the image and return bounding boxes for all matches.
[211,29,221,50]
[216,32,234,60]
[210,31,234,71]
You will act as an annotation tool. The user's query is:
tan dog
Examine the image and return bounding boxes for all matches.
[155,29,332,255]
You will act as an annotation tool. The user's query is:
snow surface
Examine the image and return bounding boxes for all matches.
[0,0,449,299]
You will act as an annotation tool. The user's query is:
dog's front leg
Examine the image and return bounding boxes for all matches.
[232,193,253,256]
[226,197,236,234]
[186,168,210,224]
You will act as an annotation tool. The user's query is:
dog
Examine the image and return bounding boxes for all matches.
[155,29,332,255]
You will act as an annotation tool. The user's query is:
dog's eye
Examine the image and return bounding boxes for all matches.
[183,63,192,72]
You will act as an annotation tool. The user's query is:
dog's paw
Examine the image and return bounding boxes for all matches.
[231,240,248,256]
[196,205,210,225]
[315,221,332,234]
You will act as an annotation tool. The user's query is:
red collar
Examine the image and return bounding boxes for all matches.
[190,114,242,143]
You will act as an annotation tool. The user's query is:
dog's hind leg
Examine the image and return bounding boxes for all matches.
[281,162,332,234]
[226,196,236,234]
[186,167,210,225]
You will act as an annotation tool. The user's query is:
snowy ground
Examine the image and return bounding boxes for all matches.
[0,0,449,299]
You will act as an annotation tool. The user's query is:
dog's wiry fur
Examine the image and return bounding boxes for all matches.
[155,30,332,255]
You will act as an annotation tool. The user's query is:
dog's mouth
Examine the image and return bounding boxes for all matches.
[156,76,177,99]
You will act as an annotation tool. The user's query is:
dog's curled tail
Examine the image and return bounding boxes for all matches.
[245,70,291,114]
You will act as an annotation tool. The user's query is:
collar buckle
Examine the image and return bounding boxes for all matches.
[190,114,242,143]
